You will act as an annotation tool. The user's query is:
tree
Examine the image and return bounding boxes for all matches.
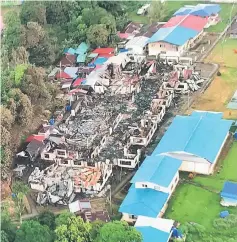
[12,181,30,223]
[87,24,109,47]
[95,221,142,242]
[90,220,105,241]
[3,11,21,51]
[13,64,28,87]
[1,230,9,242]
[21,66,52,107]
[15,220,53,242]
[38,211,56,230]
[148,1,167,24]
[44,1,70,27]
[101,14,116,34]
[82,7,107,26]
[97,1,124,16]
[1,203,16,242]
[0,106,14,130]
[55,213,91,242]
[115,14,129,31]
[12,47,29,66]
[20,22,56,66]
[8,89,33,126]
[20,2,46,25]
[67,16,87,43]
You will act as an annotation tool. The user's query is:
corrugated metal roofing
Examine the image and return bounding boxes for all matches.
[76,53,87,63]
[93,57,108,65]
[131,155,182,188]
[125,36,149,48]
[147,26,199,46]
[221,181,237,200]
[64,48,76,55]
[136,227,170,242]
[64,67,79,78]
[153,111,232,163]
[163,15,208,31]
[119,184,169,218]
[75,42,89,55]
[174,4,220,17]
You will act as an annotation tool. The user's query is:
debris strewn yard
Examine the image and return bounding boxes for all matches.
[188,38,237,119]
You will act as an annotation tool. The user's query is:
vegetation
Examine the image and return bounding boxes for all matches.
[166,142,237,241]
[0,211,141,242]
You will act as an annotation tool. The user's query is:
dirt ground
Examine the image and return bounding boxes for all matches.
[187,38,237,119]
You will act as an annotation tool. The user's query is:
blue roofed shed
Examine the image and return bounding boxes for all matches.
[93,57,108,66]
[136,226,170,242]
[135,216,174,242]
[131,155,182,188]
[77,53,87,63]
[153,111,232,175]
[75,42,89,55]
[174,4,220,17]
[147,26,199,46]
[64,48,76,55]
[220,181,237,206]
[119,184,169,218]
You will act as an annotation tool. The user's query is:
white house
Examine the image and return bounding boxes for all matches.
[125,36,149,55]
[153,111,233,175]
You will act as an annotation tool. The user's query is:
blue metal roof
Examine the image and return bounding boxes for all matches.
[75,42,89,55]
[131,155,181,188]
[76,53,87,63]
[147,26,199,46]
[64,48,76,55]
[173,7,192,16]
[191,111,223,119]
[221,181,237,200]
[64,67,78,78]
[153,112,232,163]
[119,184,169,218]
[93,57,108,65]
[136,227,170,242]
[174,4,221,17]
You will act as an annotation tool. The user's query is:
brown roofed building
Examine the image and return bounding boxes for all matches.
[57,54,76,68]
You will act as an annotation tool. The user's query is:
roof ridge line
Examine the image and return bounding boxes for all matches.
[183,116,203,151]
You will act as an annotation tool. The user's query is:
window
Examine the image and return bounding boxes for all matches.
[129,215,137,219]
[61,160,69,165]
[120,160,132,166]
[175,176,178,183]
[57,150,66,156]
[171,184,174,190]
[142,184,148,188]
[74,160,82,166]
[44,154,50,159]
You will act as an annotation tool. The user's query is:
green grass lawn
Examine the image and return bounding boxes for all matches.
[206,38,237,68]
[165,142,237,230]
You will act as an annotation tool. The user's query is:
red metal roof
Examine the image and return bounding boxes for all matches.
[55,71,71,79]
[180,15,208,31]
[92,48,114,55]
[73,78,83,87]
[26,135,45,143]
[117,32,133,39]
[162,16,186,28]
[163,15,208,31]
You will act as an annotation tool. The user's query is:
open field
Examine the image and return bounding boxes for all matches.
[165,142,237,230]
[188,38,237,119]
